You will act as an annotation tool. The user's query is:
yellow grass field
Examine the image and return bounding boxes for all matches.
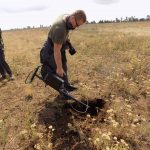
[0,22,150,150]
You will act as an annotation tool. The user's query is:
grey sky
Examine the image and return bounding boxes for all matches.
[94,0,119,5]
[0,0,48,13]
[1,5,47,13]
[0,0,150,30]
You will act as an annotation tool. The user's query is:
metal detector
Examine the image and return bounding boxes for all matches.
[25,65,89,113]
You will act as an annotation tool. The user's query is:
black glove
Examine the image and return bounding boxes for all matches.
[69,47,76,55]
[66,41,76,55]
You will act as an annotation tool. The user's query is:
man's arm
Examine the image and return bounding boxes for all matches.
[54,43,64,77]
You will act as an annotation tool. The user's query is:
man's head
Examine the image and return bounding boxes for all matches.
[66,10,87,30]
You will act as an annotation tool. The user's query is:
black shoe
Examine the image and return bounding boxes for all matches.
[65,84,78,92]
[9,74,15,81]
[0,75,7,81]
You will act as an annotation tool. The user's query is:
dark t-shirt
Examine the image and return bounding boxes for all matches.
[48,15,69,44]
[40,15,69,65]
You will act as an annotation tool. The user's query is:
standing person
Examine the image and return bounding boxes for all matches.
[40,10,86,97]
[0,28,14,81]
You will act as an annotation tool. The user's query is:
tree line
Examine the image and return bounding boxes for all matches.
[89,15,150,24]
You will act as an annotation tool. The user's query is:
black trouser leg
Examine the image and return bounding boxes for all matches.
[0,50,7,76]
[0,50,12,76]
[41,62,69,84]
[0,62,6,77]
[41,64,70,89]
[62,62,70,86]
[40,43,70,86]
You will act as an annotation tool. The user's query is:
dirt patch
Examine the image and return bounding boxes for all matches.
[35,97,107,149]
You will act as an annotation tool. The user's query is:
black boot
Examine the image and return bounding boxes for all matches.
[0,74,7,81]
[9,74,15,80]
[65,84,78,92]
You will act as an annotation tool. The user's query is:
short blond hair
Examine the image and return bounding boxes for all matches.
[72,10,87,23]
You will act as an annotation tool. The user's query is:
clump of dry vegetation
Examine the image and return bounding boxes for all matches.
[0,22,150,150]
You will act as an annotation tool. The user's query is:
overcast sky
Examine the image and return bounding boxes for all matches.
[0,0,150,30]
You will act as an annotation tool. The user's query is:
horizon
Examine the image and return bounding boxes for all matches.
[0,0,150,30]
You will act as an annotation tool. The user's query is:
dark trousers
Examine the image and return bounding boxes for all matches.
[41,53,70,86]
[0,49,12,77]
[40,38,70,86]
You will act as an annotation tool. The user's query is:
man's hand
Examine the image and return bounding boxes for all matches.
[56,67,64,77]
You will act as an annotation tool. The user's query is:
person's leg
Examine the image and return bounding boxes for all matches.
[0,50,13,78]
[41,65,54,80]
[62,62,77,92]
[0,63,7,78]
[62,62,69,86]
[2,61,13,77]
[0,50,7,78]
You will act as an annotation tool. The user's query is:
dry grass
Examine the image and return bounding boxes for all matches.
[0,22,150,150]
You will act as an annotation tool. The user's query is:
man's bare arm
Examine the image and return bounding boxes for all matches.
[54,43,64,77]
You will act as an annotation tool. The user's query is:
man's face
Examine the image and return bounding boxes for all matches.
[69,16,85,29]
[73,16,85,28]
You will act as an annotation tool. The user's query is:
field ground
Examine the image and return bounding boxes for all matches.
[0,22,150,150]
